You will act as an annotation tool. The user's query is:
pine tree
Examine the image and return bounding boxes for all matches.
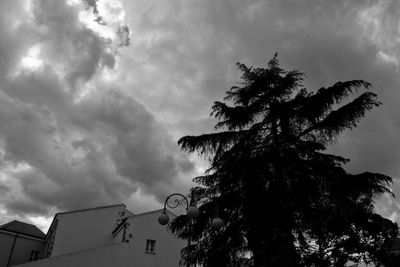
[170,54,398,266]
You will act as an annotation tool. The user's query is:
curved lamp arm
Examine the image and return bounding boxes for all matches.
[163,193,189,212]
[158,193,199,225]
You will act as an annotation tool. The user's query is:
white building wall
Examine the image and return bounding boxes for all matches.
[16,209,186,267]
[115,210,186,267]
[15,243,137,267]
[48,204,131,257]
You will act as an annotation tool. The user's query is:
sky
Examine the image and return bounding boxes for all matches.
[1,0,400,232]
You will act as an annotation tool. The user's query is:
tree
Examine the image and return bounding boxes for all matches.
[376,237,400,266]
[170,54,398,266]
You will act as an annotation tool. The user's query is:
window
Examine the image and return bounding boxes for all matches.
[29,250,39,261]
[145,239,156,253]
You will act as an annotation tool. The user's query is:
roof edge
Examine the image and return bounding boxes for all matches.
[127,208,178,219]
[55,203,126,216]
[0,229,46,241]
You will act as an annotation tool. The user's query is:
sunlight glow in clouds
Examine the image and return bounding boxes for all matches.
[358,0,400,67]
[377,51,399,66]
[78,9,116,40]
[20,45,43,71]
[69,0,128,43]
[28,215,53,232]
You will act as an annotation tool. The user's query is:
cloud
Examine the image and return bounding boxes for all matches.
[118,0,400,221]
[0,0,194,228]
[2,0,400,230]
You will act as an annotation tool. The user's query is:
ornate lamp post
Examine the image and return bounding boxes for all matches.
[158,193,198,267]
[157,193,199,225]
[158,192,224,267]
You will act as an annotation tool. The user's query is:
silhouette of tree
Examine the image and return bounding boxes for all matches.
[376,236,400,266]
[169,54,398,266]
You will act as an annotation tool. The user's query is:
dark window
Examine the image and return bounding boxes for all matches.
[145,239,156,253]
[29,250,39,261]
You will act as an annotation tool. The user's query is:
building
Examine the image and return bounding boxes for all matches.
[0,220,46,267]
[43,204,132,258]
[13,204,185,267]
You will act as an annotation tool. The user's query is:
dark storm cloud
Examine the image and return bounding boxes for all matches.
[120,0,400,220]
[0,0,194,225]
[2,0,400,228]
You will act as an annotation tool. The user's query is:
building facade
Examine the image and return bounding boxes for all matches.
[43,204,132,258]
[0,220,46,267]
[15,204,185,267]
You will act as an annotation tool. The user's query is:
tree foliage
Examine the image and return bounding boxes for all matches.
[170,54,398,266]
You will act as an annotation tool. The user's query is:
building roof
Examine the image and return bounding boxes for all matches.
[0,220,45,239]
[129,208,177,218]
[55,203,127,216]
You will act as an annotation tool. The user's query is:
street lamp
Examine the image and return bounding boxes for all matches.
[158,193,198,267]
[158,193,224,266]
[211,217,224,229]
[157,193,199,225]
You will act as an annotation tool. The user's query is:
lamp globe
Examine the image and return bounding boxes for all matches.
[158,212,170,225]
[211,217,223,229]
